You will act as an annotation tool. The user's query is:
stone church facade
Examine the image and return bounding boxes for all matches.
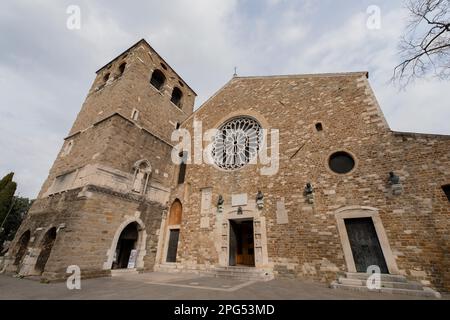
[2,39,450,293]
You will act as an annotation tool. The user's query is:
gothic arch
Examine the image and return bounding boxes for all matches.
[168,199,182,226]
[132,159,152,194]
[103,217,147,270]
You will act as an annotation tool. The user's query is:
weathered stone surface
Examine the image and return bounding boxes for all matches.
[6,39,450,293]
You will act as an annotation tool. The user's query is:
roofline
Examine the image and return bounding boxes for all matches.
[95,38,197,96]
[233,71,369,80]
[181,71,370,125]
[180,77,237,126]
[392,130,450,139]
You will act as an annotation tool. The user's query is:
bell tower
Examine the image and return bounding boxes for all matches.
[6,39,196,279]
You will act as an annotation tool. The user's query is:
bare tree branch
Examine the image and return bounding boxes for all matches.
[393,0,450,87]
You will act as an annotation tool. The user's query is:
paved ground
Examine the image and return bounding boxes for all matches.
[0,272,446,300]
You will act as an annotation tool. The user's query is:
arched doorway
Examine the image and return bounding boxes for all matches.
[35,227,57,274]
[13,230,30,266]
[112,222,139,269]
[166,200,182,263]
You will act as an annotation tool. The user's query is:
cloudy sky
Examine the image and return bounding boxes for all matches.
[1,0,449,198]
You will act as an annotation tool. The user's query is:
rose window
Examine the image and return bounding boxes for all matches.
[212,117,262,170]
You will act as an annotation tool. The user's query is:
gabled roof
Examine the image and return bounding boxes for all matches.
[182,71,370,124]
[95,39,197,96]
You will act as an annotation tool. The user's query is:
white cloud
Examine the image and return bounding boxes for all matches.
[0,1,449,198]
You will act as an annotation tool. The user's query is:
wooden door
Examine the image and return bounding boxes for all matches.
[235,221,255,266]
[166,229,180,263]
[344,218,389,274]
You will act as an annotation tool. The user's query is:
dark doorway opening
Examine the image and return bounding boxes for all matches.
[344,218,389,274]
[229,220,255,267]
[112,223,139,269]
[35,227,57,274]
[13,230,30,266]
[166,229,180,263]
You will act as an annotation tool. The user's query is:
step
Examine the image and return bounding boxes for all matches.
[111,268,138,277]
[338,277,424,290]
[331,282,440,298]
[345,272,407,283]
[212,267,274,281]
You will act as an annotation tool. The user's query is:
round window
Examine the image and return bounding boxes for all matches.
[212,117,262,170]
[328,151,355,174]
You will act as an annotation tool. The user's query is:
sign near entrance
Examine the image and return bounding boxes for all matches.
[232,193,247,207]
[127,249,138,269]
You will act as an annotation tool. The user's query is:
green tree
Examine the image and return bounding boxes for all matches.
[0,172,17,226]
[0,196,32,253]
[0,172,14,192]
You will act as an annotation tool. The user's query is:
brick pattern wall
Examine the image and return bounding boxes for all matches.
[178,74,450,290]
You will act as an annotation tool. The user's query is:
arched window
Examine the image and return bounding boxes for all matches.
[171,87,183,107]
[212,117,262,171]
[118,62,126,77]
[150,69,166,91]
[168,199,182,226]
[132,159,152,194]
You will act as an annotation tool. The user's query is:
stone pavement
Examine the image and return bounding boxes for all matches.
[0,272,447,300]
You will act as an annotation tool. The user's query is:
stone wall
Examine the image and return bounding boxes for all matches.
[175,73,450,291]
[6,187,165,280]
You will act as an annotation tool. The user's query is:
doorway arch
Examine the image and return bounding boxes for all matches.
[112,222,139,269]
[165,199,182,263]
[13,230,31,266]
[35,227,57,274]
[103,218,146,270]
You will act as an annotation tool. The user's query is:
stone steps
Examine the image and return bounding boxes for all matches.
[111,268,139,277]
[331,272,441,298]
[344,272,407,282]
[212,266,274,281]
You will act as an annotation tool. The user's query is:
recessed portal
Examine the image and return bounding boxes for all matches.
[229,220,255,267]
[112,222,138,269]
[344,218,389,274]
[166,229,180,263]
[165,199,182,263]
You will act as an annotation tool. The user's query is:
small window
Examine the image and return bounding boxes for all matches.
[150,69,166,91]
[329,151,355,174]
[103,73,110,82]
[315,122,323,131]
[442,185,450,202]
[171,87,183,107]
[118,62,126,77]
[61,140,74,157]
[131,109,139,121]
[175,122,181,129]
[177,152,188,184]
[160,63,168,70]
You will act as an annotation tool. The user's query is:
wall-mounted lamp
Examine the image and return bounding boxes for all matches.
[256,190,264,209]
[217,195,224,213]
[304,182,315,204]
